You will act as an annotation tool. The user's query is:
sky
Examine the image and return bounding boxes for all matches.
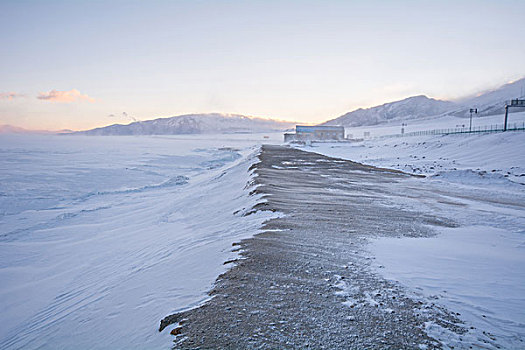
[1,0,524,130]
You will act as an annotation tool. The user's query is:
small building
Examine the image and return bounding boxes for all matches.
[284,125,345,142]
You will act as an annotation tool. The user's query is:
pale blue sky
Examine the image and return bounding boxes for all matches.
[1,0,524,130]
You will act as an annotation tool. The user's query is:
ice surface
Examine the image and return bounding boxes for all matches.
[0,133,281,349]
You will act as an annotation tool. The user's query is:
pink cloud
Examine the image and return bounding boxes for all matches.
[37,89,95,103]
[0,92,24,100]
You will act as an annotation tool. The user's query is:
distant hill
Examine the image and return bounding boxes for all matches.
[322,95,455,127]
[0,125,30,134]
[74,113,295,136]
[0,124,73,134]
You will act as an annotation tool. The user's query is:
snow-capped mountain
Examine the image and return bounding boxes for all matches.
[322,95,455,127]
[75,113,295,135]
[450,77,525,117]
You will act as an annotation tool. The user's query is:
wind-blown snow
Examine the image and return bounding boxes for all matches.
[0,133,281,350]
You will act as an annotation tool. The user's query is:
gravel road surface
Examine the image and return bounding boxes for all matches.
[160,145,465,349]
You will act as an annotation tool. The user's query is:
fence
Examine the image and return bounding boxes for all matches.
[378,122,525,139]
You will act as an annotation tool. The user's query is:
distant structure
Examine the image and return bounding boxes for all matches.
[284,125,345,142]
[504,99,525,131]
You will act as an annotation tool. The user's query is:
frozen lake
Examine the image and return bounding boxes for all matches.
[0,134,281,349]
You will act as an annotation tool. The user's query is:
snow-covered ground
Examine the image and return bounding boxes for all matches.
[371,225,525,349]
[297,111,525,349]
[0,133,281,350]
[2,110,524,349]
[344,110,525,139]
[304,111,525,183]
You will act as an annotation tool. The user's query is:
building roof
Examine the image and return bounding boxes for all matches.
[296,125,344,133]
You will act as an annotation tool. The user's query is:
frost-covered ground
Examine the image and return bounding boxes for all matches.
[0,133,281,350]
[297,111,525,348]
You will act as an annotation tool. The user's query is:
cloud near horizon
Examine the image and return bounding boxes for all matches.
[37,89,95,103]
[0,92,25,100]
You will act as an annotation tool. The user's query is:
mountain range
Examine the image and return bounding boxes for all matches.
[322,77,525,127]
[3,78,523,135]
[322,95,454,127]
[74,113,295,136]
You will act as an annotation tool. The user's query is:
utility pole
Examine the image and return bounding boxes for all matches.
[469,108,477,132]
[504,105,509,131]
